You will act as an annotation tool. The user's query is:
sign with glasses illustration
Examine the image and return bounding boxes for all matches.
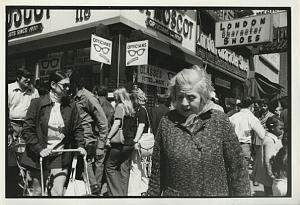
[38,56,61,80]
[90,34,112,65]
[126,40,148,66]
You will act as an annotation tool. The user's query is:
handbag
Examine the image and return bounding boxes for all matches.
[138,106,155,157]
[65,155,91,196]
[110,106,125,144]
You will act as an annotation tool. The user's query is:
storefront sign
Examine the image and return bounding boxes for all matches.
[8,23,44,40]
[38,56,61,79]
[121,10,197,53]
[8,9,196,54]
[7,9,120,42]
[137,65,176,88]
[90,34,112,65]
[126,40,148,66]
[215,14,273,48]
[7,9,50,40]
[196,31,249,75]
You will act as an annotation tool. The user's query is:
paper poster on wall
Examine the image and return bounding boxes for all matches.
[126,40,148,66]
[90,34,112,65]
[137,65,176,88]
[38,56,61,81]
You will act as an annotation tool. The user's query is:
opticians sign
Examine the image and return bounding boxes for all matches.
[126,40,148,66]
[90,34,112,65]
[137,64,176,88]
[38,56,61,80]
[215,14,273,48]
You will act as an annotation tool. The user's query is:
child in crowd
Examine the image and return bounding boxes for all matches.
[254,116,284,196]
[270,146,288,196]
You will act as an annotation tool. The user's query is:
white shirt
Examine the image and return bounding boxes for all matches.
[47,92,65,151]
[229,108,265,144]
[8,81,40,120]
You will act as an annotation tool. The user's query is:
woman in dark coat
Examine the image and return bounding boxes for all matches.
[21,70,86,196]
[147,65,251,196]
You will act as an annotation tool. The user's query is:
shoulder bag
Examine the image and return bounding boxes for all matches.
[110,106,125,144]
[64,155,92,196]
[138,106,155,157]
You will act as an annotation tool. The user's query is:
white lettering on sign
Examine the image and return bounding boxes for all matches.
[7,9,50,30]
[140,10,194,40]
[197,32,249,72]
[215,14,272,48]
[137,65,176,88]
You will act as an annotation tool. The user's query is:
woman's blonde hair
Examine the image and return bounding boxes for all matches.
[113,88,135,116]
[131,88,147,105]
[168,65,214,104]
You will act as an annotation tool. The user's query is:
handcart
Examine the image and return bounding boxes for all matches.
[40,149,91,196]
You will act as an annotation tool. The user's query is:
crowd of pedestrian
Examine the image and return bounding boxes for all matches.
[7,65,289,197]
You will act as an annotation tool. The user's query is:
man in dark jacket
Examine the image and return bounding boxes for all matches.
[93,86,114,130]
[151,94,170,135]
[73,78,108,195]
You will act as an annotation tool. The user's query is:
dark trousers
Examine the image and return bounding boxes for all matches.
[6,166,23,197]
[240,143,251,167]
[87,147,106,187]
[105,144,133,196]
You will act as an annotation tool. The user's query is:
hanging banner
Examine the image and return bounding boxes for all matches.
[126,40,148,66]
[90,34,112,65]
[137,65,176,88]
[215,14,273,48]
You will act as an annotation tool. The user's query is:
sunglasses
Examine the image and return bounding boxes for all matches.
[57,83,70,89]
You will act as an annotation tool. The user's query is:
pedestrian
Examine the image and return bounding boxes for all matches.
[127,88,152,196]
[7,68,39,197]
[151,94,170,136]
[72,78,108,195]
[252,99,274,186]
[259,99,275,129]
[225,98,237,117]
[105,88,136,196]
[21,70,86,196]
[93,86,115,130]
[274,105,283,118]
[229,98,266,167]
[107,92,116,109]
[270,145,288,196]
[147,65,251,196]
[254,116,284,196]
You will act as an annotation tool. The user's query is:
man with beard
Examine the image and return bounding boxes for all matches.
[7,68,39,196]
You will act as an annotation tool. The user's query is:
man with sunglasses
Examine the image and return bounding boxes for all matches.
[7,68,39,197]
[72,78,108,196]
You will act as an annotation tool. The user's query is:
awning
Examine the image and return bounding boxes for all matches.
[245,72,283,100]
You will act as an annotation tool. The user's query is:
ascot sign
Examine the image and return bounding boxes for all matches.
[215,14,273,48]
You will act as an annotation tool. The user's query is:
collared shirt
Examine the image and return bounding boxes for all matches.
[229,108,265,144]
[260,110,275,129]
[8,81,39,120]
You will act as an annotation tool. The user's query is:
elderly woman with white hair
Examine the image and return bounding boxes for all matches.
[147,65,251,196]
